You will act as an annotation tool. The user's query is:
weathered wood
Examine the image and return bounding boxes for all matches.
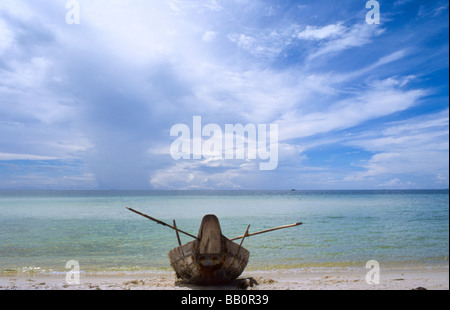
[230,222,303,241]
[239,225,250,247]
[168,215,250,285]
[169,237,250,285]
[173,220,182,247]
[198,215,222,255]
[126,207,199,240]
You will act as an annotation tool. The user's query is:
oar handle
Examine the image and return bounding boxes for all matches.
[126,207,199,240]
[230,222,302,241]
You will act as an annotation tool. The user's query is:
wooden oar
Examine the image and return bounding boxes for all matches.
[230,222,302,241]
[239,225,251,247]
[173,220,183,247]
[126,207,199,240]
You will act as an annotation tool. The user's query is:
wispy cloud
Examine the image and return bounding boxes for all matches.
[296,22,346,40]
[305,23,385,60]
[0,153,57,161]
[418,2,449,18]
[278,76,427,140]
[150,160,246,190]
[344,109,449,186]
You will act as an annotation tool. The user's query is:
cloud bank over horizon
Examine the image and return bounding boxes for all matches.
[0,0,448,190]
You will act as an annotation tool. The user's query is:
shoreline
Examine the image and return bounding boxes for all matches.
[1,264,448,290]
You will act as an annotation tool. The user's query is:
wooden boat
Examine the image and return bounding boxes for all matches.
[168,214,250,284]
[126,207,302,285]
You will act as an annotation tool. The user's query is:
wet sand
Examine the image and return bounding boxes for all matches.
[1,265,448,290]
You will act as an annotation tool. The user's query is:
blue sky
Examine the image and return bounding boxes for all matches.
[0,0,448,190]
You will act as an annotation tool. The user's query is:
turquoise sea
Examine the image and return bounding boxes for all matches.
[0,190,448,274]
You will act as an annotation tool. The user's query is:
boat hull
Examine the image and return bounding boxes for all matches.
[168,237,250,285]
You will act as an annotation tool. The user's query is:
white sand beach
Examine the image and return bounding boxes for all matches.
[1,265,448,290]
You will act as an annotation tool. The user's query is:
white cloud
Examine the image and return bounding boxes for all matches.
[168,0,222,14]
[1,56,50,89]
[378,178,417,189]
[202,31,217,42]
[348,109,449,152]
[308,23,385,59]
[435,173,449,185]
[418,3,449,18]
[227,31,288,59]
[344,110,449,185]
[296,22,345,40]
[394,0,413,6]
[278,76,427,141]
[0,19,14,54]
[0,55,81,132]
[189,66,308,123]
[0,153,58,161]
[150,160,246,189]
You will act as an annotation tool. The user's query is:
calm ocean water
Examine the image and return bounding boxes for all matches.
[0,190,448,274]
